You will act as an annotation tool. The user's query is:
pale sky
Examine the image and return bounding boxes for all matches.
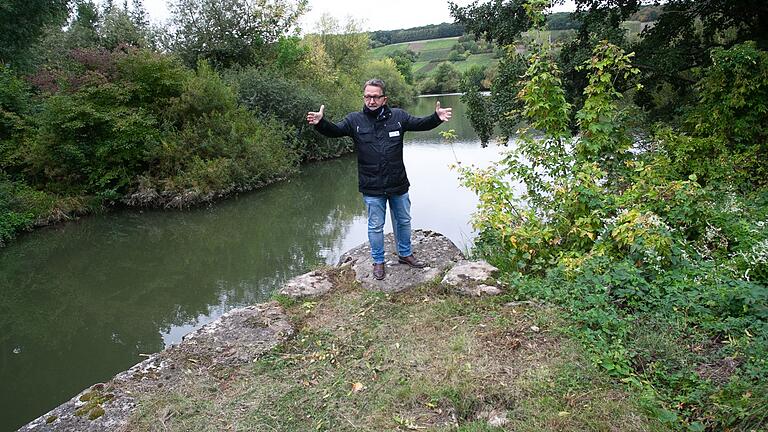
[142,0,576,33]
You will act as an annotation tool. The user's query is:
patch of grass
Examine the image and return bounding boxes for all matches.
[369,37,460,60]
[413,61,433,74]
[127,271,667,431]
[455,53,498,72]
[0,176,101,246]
[418,47,454,62]
[370,36,502,86]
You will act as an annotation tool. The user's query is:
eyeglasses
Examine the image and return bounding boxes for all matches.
[363,95,386,101]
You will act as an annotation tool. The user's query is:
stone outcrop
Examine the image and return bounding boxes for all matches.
[278,270,333,299]
[339,229,465,292]
[441,259,502,296]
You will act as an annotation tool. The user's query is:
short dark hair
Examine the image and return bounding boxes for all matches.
[363,78,386,95]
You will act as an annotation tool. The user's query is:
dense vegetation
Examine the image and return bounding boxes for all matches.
[0,0,410,246]
[452,0,767,429]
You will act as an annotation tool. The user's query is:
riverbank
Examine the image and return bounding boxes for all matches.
[0,149,339,248]
[21,232,666,431]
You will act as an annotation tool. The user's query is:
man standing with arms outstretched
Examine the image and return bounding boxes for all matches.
[307,78,452,280]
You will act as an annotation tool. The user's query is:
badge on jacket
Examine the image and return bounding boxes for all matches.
[389,131,400,137]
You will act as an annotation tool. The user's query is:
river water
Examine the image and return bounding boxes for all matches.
[0,94,509,430]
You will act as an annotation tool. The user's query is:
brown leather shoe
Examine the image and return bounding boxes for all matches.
[398,254,426,268]
[373,262,385,280]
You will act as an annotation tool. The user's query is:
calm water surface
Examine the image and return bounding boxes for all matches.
[0,94,510,430]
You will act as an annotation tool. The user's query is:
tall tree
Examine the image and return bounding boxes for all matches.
[169,0,307,69]
[100,5,149,49]
[633,0,768,117]
[449,0,641,112]
[131,0,148,29]
[0,0,70,66]
[311,14,369,73]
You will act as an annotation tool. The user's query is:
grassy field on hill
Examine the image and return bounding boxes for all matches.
[369,25,646,80]
[370,36,497,77]
[369,37,460,60]
[414,52,497,76]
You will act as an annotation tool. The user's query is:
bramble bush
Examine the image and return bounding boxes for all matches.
[459,14,768,428]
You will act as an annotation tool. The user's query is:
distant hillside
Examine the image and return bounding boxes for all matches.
[368,5,662,49]
[545,5,661,31]
[370,36,499,77]
[369,23,465,47]
[367,12,653,94]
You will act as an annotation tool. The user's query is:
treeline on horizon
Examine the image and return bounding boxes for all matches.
[368,5,663,47]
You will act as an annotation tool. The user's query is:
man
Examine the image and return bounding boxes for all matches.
[306,78,452,280]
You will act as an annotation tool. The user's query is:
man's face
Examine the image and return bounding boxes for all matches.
[363,85,387,109]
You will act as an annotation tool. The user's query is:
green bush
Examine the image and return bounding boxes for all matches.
[154,108,298,198]
[116,50,191,112]
[134,62,300,202]
[671,42,768,186]
[0,65,33,176]
[21,49,300,207]
[460,34,768,428]
[0,176,63,246]
[24,48,192,197]
[226,67,350,161]
[28,85,161,197]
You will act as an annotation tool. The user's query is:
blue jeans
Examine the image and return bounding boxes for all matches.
[363,192,412,263]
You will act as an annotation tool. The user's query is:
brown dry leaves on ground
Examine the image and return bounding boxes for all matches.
[127,267,668,432]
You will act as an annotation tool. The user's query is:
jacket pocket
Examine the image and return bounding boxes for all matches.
[358,163,379,190]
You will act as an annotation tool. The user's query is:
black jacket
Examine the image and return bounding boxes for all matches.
[315,105,443,196]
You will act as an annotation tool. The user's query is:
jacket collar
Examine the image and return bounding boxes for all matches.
[363,104,392,122]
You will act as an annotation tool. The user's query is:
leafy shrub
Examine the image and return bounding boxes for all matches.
[28,83,161,197]
[0,65,32,176]
[23,48,299,206]
[226,67,350,161]
[0,175,69,246]
[154,108,298,199]
[669,42,768,186]
[23,48,193,197]
[116,50,191,111]
[419,62,462,94]
[460,33,768,428]
[0,177,37,245]
[133,62,299,204]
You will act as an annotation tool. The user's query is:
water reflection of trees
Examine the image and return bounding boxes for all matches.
[408,95,478,142]
[0,154,363,430]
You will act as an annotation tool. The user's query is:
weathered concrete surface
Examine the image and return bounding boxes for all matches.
[278,270,333,299]
[441,259,502,296]
[19,302,292,431]
[339,229,465,292]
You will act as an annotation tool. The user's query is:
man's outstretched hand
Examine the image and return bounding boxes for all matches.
[307,105,325,125]
[435,101,452,122]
